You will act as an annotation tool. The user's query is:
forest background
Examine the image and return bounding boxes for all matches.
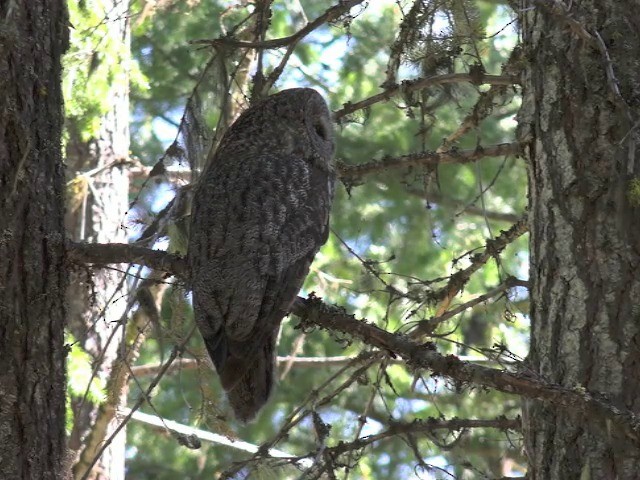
[65,0,526,478]
[8,0,638,478]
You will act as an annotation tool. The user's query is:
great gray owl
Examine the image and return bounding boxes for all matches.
[188,88,335,421]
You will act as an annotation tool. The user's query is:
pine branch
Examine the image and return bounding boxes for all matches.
[292,294,640,443]
[337,142,522,181]
[319,416,521,456]
[334,73,520,121]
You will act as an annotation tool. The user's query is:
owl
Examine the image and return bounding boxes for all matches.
[188,88,335,421]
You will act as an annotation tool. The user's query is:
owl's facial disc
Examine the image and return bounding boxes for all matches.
[296,92,335,165]
[314,121,329,140]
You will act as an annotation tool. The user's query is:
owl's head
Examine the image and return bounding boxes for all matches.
[220,88,335,171]
[285,88,335,165]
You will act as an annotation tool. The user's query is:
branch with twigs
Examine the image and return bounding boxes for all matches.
[337,141,522,182]
[67,237,640,443]
[315,416,521,458]
[426,214,528,317]
[292,415,521,478]
[219,352,386,479]
[291,294,640,443]
[437,84,516,153]
[129,141,521,192]
[437,45,523,153]
[334,73,520,121]
[410,275,527,339]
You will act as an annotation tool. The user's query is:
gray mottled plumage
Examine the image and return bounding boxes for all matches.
[187,88,335,421]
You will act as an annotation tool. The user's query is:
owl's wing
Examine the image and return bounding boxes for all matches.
[210,252,318,421]
[189,149,333,418]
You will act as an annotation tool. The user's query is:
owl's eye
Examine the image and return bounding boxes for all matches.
[314,122,329,140]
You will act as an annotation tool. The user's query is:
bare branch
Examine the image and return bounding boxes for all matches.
[130,354,508,378]
[337,142,522,181]
[124,408,313,468]
[190,0,367,50]
[67,241,187,278]
[334,74,520,121]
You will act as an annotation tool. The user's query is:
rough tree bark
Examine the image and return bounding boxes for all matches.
[519,1,640,478]
[0,2,69,479]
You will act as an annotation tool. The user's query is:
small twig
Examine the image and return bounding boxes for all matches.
[343,358,388,480]
[406,187,521,223]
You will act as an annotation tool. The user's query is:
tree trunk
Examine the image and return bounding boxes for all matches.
[63,1,132,478]
[519,1,640,478]
[0,2,69,479]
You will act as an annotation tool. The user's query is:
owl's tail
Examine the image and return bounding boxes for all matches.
[203,330,277,422]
